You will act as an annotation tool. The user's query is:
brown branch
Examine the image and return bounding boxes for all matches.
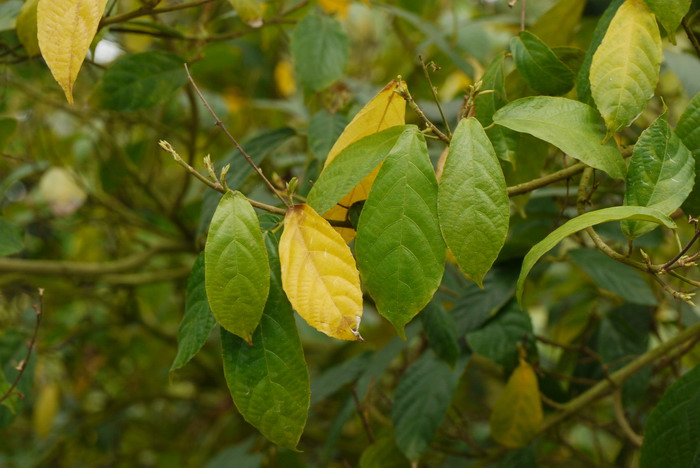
[100,0,215,28]
[682,18,700,58]
[396,85,451,144]
[0,289,44,404]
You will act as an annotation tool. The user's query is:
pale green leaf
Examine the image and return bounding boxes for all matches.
[307,125,410,215]
[221,233,310,450]
[0,218,23,257]
[291,11,348,92]
[677,93,700,215]
[438,118,509,286]
[308,110,347,161]
[493,97,626,179]
[355,130,446,338]
[510,31,575,96]
[16,0,39,57]
[517,206,676,304]
[622,113,694,238]
[94,51,187,111]
[392,351,467,461]
[640,364,700,468]
[205,190,269,343]
[643,0,692,43]
[170,254,216,373]
[531,0,586,47]
[589,0,662,137]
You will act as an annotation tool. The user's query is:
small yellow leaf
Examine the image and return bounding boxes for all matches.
[319,0,351,17]
[274,60,297,97]
[33,383,60,438]
[279,204,363,341]
[17,0,40,57]
[228,0,264,27]
[37,0,108,104]
[489,358,543,448]
[321,79,406,241]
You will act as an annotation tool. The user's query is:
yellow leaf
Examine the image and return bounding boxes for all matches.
[489,358,543,448]
[321,79,406,241]
[37,0,108,105]
[319,0,351,17]
[17,0,40,57]
[274,60,297,97]
[33,383,60,438]
[279,204,363,341]
[228,0,264,27]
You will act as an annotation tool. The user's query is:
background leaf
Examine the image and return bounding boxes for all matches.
[221,233,310,450]
[16,0,39,57]
[677,93,700,215]
[291,10,348,92]
[642,0,692,43]
[589,0,662,136]
[355,130,445,337]
[420,301,459,366]
[494,97,626,179]
[205,191,269,343]
[531,0,586,47]
[622,113,694,239]
[510,31,575,96]
[170,254,216,373]
[0,218,23,257]
[308,110,347,162]
[438,118,509,287]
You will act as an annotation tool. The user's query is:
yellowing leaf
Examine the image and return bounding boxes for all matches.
[589,0,662,137]
[37,0,108,104]
[228,0,264,27]
[274,60,297,97]
[319,0,351,16]
[33,383,60,438]
[17,0,40,57]
[322,79,406,241]
[279,204,363,341]
[490,358,543,448]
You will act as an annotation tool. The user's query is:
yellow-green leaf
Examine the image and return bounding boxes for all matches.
[589,0,662,138]
[279,204,363,341]
[37,0,108,104]
[228,0,263,27]
[531,0,586,47]
[17,0,40,57]
[489,358,543,448]
[321,79,406,242]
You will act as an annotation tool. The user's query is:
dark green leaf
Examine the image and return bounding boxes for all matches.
[355,130,446,337]
[221,233,310,450]
[205,439,263,468]
[359,436,410,468]
[308,110,347,161]
[291,11,349,92]
[392,351,467,461]
[438,118,509,286]
[170,254,216,372]
[420,301,459,366]
[493,97,626,179]
[0,218,23,257]
[310,352,372,405]
[0,117,17,151]
[640,364,700,468]
[510,31,575,96]
[569,249,657,305]
[94,51,187,111]
[643,0,692,43]
[205,191,269,343]
[622,113,694,239]
[677,92,700,215]
[307,126,410,215]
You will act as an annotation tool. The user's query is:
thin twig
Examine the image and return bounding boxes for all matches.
[351,387,376,443]
[100,0,215,28]
[612,389,643,447]
[395,85,451,144]
[661,228,700,271]
[419,56,451,137]
[0,289,44,404]
[183,64,292,209]
[682,17,700,58]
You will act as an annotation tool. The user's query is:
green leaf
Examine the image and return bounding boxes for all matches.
[16,0,39,57]
[467,301,534,372]
[439,118,509,286]
[493,97,626,179]
[308,110,348,161]
[0,218,23,257]
[310,352,372,405]
[473,52,519,164]
[510,31,575,96]
[170,254,216,373]
[291,11,348,92]
[221,233,310,450]
[359,436,410,468]
[677,93,700,215]
[307,125,410,215]
[420,301,459,366]
[569,248,657,305]
[205,190,269,343]
[355,130,446,338]
[531,0,586,47]
[504,134,549,215]
[640,364,700,468]
[94,51,187,111]
[589,0,662,137]
[576,0,625,105]
[517,206,676,304]
[642,0,692,43]
[392,351,467,461]
[0,117,17,151]
[206,439,263,468]
[622,113,694,238]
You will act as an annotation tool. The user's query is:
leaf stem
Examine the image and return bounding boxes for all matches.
[682,17,700,59]
[183,64,293,209]
[419,56,452,137]
[396,85,451,145]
